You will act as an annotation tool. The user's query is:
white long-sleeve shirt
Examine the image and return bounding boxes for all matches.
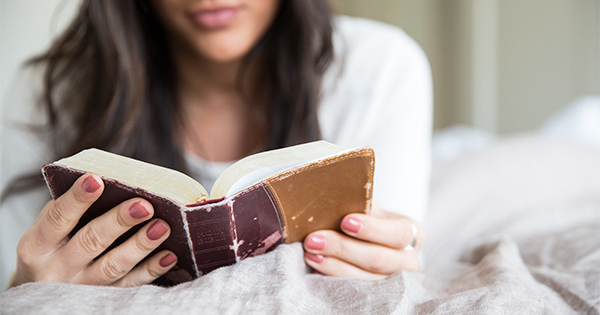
[0,16,432,290]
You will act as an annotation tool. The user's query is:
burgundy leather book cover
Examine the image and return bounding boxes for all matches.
[184,183,284,276]
[43,165,200,285]
[42,165,287,286]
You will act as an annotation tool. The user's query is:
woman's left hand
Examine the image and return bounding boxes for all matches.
[303,203,426,279]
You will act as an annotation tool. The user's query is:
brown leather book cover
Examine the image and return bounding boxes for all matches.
[42,147,374,285]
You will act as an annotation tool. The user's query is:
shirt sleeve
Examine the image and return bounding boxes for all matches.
[319,17,433,225]
[0,66,53,290]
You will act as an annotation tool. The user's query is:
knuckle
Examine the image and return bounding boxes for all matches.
[72,190,88,204]
[398,224,415,249]
[41,200,54,214]
[46,202,72,230]
[134,236,156,253]
[147,265,163,279]
[100,257,126,281]
[72,182,94,204]
[332,242,343,258]
[327,233,343,257]
[78,227,107,255]
[115,208,132,229]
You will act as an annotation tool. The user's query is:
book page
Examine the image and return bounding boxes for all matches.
[224,160,308,197]
[55,149,209,205]
[210,141,347,198]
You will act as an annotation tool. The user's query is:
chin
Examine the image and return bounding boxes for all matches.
[200,47,249,65]
[193,33,257,64]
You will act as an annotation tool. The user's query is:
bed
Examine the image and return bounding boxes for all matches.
[1,134,599,314]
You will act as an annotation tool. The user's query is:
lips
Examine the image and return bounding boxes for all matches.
[190,7,240,30]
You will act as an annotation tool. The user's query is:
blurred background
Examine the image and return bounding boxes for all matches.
[333,0,599,134]
[1,0,599,134]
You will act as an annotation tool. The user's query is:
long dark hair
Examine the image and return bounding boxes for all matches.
[2,0,334,201]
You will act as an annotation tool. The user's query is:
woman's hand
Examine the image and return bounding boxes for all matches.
[303,203,426,279]
[10,173,177,288]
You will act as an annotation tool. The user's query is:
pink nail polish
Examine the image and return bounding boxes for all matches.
[305,252,324,263]
[341,216,362,234]
[147,220,168,240]
[305,234,326,250]
[82,176,100,193]
[159,253,177,267]
[129,201,150,219]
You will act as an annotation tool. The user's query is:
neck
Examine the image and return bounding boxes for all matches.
[171,45,242,108]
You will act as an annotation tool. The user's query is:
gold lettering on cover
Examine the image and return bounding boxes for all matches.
[195,229,227,245]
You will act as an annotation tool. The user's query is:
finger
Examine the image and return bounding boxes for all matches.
[304,231,420,274]
[81,219,170,285]
[340,214,426,250]
[61,198,154,267]
[32,174,104,251]
[304,252,386,280]
[112,250,177,287]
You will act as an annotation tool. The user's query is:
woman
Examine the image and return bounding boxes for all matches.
[1,0,431,289]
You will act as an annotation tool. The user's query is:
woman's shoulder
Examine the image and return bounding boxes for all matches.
[323,16,430,93]
[333,15,421,51]
[332,16,428,70]
[321,16,431,104]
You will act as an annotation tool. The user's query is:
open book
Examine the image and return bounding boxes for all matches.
[42,141,375,285]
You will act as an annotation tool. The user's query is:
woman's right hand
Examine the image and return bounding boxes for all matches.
[10,173,177,288]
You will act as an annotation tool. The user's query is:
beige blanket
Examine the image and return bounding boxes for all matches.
[1,135,599,314]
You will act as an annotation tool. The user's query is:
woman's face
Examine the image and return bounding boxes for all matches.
[150,0,280,64]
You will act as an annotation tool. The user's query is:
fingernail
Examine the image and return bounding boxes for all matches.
[129,201,150,219]
[305,234,326,250]
[159,253,177,267]
[147,220,168,240]
[82,176,101,193]
[305,252,324,263]
[341,216,362,234]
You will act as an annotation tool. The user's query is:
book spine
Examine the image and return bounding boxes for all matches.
[183,202,237,276]
[230,183,285,259]
[184,183,285,276]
